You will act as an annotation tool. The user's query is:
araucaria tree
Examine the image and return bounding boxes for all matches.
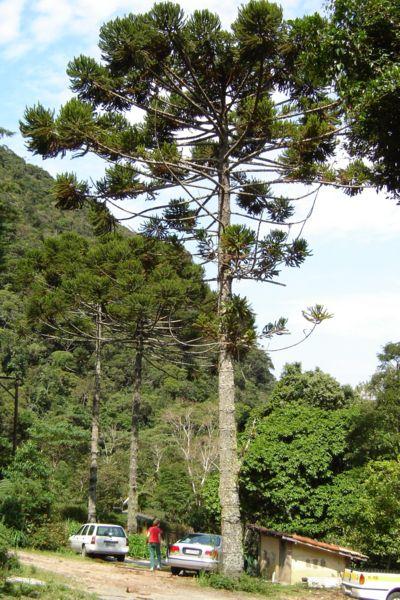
[21,1,357,575]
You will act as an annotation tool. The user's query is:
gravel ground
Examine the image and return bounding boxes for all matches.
[17,551,345,600]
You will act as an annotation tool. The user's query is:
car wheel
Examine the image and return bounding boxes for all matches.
[116,555,125,562]
[387,593,400,600]
[171,567,181,575]
[81,545,89,558]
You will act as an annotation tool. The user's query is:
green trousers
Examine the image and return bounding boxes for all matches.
[149,543,161,569]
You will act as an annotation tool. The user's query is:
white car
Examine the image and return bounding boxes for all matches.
[342,568,400,600]
[166,533,221,574]
[69,523,129,561]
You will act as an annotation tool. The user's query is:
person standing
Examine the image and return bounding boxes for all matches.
[147,518,163,571]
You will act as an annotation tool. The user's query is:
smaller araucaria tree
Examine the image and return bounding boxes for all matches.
[24,231,209,529]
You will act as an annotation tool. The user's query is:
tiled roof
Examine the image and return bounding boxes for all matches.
[247,525,368,561]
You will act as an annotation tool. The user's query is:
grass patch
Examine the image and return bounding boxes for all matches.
[16,548,81,560]
[198,572,328,598]
[0,564,98,599]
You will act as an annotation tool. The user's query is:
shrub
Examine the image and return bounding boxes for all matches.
[198,572,297,596]
[0,543,9,578]
[0,542,19,582]
[65,519,82,539]
[59,505,87,522]
[29,521,69,551]
[128,534,148,559]
[0,521,28,548]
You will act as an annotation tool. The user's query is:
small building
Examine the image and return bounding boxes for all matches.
[247,525,367,584]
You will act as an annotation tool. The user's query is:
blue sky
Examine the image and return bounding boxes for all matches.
[1,0,399,387]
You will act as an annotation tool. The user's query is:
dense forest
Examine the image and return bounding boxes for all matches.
[0,144,399,569]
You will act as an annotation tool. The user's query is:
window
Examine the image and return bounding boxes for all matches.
[96,526,126,538]
[88,525,95,535]
[82,526,90,536]
[178,534,221,546]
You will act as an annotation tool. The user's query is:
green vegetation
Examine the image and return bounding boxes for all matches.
[1,114,400,571]
[19,0,359,575]
[1,0,400,581]
[199,572,317,598]
[0,145,270,546]
[0,563,97,599]
[329,0,400,197]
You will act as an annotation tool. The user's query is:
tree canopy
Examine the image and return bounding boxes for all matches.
[329,0,400,197]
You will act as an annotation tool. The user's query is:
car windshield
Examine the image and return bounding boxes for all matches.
[178,534,221,546]
[96,526,125,537]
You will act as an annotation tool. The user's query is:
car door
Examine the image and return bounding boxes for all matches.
[80,524,90,549]
[70,525,86,551]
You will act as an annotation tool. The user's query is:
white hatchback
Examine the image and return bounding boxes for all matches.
[69,523,129,561]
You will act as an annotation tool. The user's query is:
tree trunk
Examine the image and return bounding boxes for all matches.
[217,141,244,576]
[88,304,102,523]
[127,331,143,534]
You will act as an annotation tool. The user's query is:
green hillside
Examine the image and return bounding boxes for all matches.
[0,144,273,539]
[0,146,93,235]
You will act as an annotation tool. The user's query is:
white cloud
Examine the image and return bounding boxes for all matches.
[1,0,318,60]
[303,186,400,243]
[0,0,25,45]
[29,0,73,45]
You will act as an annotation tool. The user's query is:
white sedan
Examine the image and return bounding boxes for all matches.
[166,533,221,574]
[69,523,129,561]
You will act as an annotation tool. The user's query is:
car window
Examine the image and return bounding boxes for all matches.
[81,525,90,536]
[75,526,85,535]
[88,525,95,535]
[179,534,221,546]
[96,526,126,538]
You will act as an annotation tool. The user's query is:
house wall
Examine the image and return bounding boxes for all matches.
[259,534,349,584]
[259,536,293,583]
[278,539,293,584]
[260,535,280,581]
[291,544,347,584]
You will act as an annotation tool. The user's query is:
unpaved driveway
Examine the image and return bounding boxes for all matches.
[17,551,255,600]
[17,551,343,600]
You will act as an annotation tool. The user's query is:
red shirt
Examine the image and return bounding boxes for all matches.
[148,526,162,544]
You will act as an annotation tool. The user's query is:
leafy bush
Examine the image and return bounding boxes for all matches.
[199,572,302,596]
[128,534,148,559]
[0,521,28,548]
[0,541,19,582]
[0,543,10,579]
[127,533,167,559]
[65,520,82,539]
[59,505,87,523]
[29,522,69,551]
[199,572,236,591]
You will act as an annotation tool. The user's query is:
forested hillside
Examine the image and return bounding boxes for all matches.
[0,145,274,539]
[1,145,400,570]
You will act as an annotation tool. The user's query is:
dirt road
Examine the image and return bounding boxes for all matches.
[17,551,343,600]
